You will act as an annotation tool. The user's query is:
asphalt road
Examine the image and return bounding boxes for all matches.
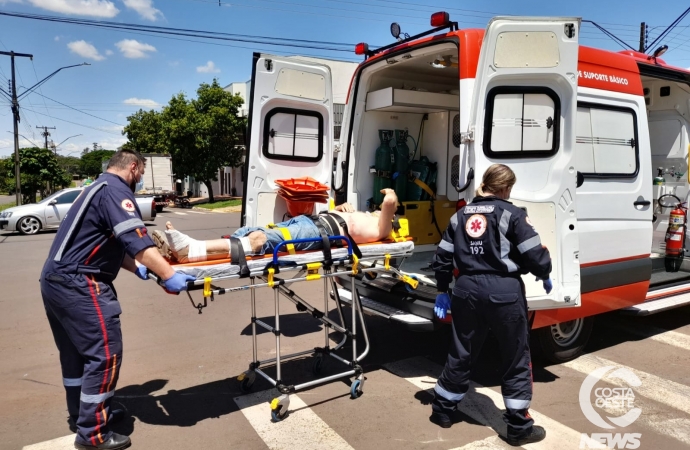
[3,209,690,450]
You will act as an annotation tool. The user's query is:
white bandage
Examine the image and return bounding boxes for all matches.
[187,240,207,262]
[239,237,253,255]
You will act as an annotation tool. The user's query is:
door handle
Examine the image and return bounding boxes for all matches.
[634,200,651,206]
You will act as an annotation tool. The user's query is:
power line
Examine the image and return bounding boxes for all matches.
[21,106,122,135]
[31,59,56,129]
[23,90,125,126]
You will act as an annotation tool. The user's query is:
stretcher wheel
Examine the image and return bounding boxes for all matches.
[240,376,254,393]
[350,379,363,399]
[312,355,324,374]
[271,406,288,422]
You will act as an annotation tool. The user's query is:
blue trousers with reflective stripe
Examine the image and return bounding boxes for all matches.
[433,274,533,438]
[41,272,123,446]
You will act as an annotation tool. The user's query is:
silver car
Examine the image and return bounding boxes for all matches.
[0,188,83,235]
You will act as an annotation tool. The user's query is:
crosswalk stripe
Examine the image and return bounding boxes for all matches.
[187,210,207,214]
[234,389,354,450]
[22,434,74,450]
[564,354,690,417]
[384,357,608,450]
[448,435,506,449]
[612,320,690,352]
[173,212,188,215]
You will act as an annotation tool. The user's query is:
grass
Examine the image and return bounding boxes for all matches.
[0,202,16,212]
[195,199,242,210]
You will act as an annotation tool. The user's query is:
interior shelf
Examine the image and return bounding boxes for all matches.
[366,87,459,114]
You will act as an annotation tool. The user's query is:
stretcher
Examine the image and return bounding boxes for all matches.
[149,235,416,422]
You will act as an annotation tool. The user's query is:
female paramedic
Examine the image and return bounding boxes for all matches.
[429,164,552,446]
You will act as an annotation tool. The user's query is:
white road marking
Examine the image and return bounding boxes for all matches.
[234,389,354,450]
[173,212,188,215]
[187,210,207,214]
[565,353,690,445]
[448,435,506,449]
[22,434,74,450]
[384,357,608,450]
[564,354,690,416]
[613,320,690,352]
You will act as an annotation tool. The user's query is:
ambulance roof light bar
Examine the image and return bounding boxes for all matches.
[355,11,458,60]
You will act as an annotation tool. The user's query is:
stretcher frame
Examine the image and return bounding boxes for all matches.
[150,235,416,422]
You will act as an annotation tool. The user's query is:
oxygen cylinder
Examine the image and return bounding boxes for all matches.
[393,129,409,202]
[372,130,393,205]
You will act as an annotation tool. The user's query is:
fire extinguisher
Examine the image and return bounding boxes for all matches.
[662,194,687,272]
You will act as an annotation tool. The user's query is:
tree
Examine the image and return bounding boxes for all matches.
[162,80,245,202]
[80,149,116,176]
[122,80,245,202]
[5,147,71,203]
[56,155,81,177]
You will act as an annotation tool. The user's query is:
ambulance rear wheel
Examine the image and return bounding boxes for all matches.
[535,316,594,364]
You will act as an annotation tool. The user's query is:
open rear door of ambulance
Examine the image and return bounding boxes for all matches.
[241,53,334,227]
[471,17,581,310]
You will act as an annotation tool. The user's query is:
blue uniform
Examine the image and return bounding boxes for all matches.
[40,173,155,447]
[431,195,551,440]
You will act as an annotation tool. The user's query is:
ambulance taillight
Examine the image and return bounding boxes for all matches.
[354,43,369,55]
[430,11,450,27]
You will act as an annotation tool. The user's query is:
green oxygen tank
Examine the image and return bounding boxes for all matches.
[653,167,665,185]
[372,130,393,205]
[393,129,409,202]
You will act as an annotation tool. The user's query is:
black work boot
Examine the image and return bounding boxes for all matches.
[429,410,453,428]
[506,425,546,446]
[74,432,131,450]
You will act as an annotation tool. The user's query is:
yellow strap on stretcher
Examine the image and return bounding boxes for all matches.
[384,254,391,270]
[267,224,295,254]
[389,217,410,242]
[306,262,321,281]
[203,277,212,298]
[351,254,359,275]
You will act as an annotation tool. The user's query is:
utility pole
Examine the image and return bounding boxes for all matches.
[639,22,646,53]
[0,51,33,206]
[0,55,89,206]
[36,125,56,150]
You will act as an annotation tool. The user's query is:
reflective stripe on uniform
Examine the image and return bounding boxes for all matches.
[63,377,82,387]
[54,182,108,262]
[498,210,518,272]
[434,383,465,402]
[517,235,541,254]
[504,398,530,410]
[450,214,458,232]
[439,239,454,253]
[113,218,145,237]
[80,390,115,404]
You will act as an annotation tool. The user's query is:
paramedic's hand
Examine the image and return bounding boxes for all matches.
[135,264,149,281]
[537,277,553,294]
[434,293,451,320]
[163,272,195,293]
[335,202,355,213]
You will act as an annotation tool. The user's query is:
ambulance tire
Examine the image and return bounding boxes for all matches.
[534,316,594,364]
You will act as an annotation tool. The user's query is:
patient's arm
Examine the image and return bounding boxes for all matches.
[377,188,398,240]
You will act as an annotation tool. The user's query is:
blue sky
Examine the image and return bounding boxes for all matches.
[0,0,689,158]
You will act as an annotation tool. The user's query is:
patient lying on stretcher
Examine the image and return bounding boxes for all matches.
[153,188,399,263]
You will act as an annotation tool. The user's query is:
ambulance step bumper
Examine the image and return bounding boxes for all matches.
[333,288,434,332]
[622,291,690,316]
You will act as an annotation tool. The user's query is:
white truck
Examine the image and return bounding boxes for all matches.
[103,153,176,212]
[240,13,690,362]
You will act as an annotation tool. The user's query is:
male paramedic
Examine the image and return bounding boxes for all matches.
[40,149,195,450]
[154,188,400,263]
[429,164,552,446]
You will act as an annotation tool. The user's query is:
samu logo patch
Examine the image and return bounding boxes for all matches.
[466,214,487,238]
[121,199,136,212]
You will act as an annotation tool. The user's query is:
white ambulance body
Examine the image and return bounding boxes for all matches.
[241,14,690,362]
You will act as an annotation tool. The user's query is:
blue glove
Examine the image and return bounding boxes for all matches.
[434,293,451,320]
[135,264,148,281]
[536,277,553,294]
[163,272,196,293]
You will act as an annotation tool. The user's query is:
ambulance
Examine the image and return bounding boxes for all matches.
[241,13,690,363]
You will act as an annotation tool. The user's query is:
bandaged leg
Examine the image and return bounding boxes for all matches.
[164,222,229,263]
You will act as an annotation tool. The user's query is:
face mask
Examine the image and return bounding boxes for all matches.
[130,167,142,193]
[135,179,145,192]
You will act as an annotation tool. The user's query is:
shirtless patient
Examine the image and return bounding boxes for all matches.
[155,188,399,263]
